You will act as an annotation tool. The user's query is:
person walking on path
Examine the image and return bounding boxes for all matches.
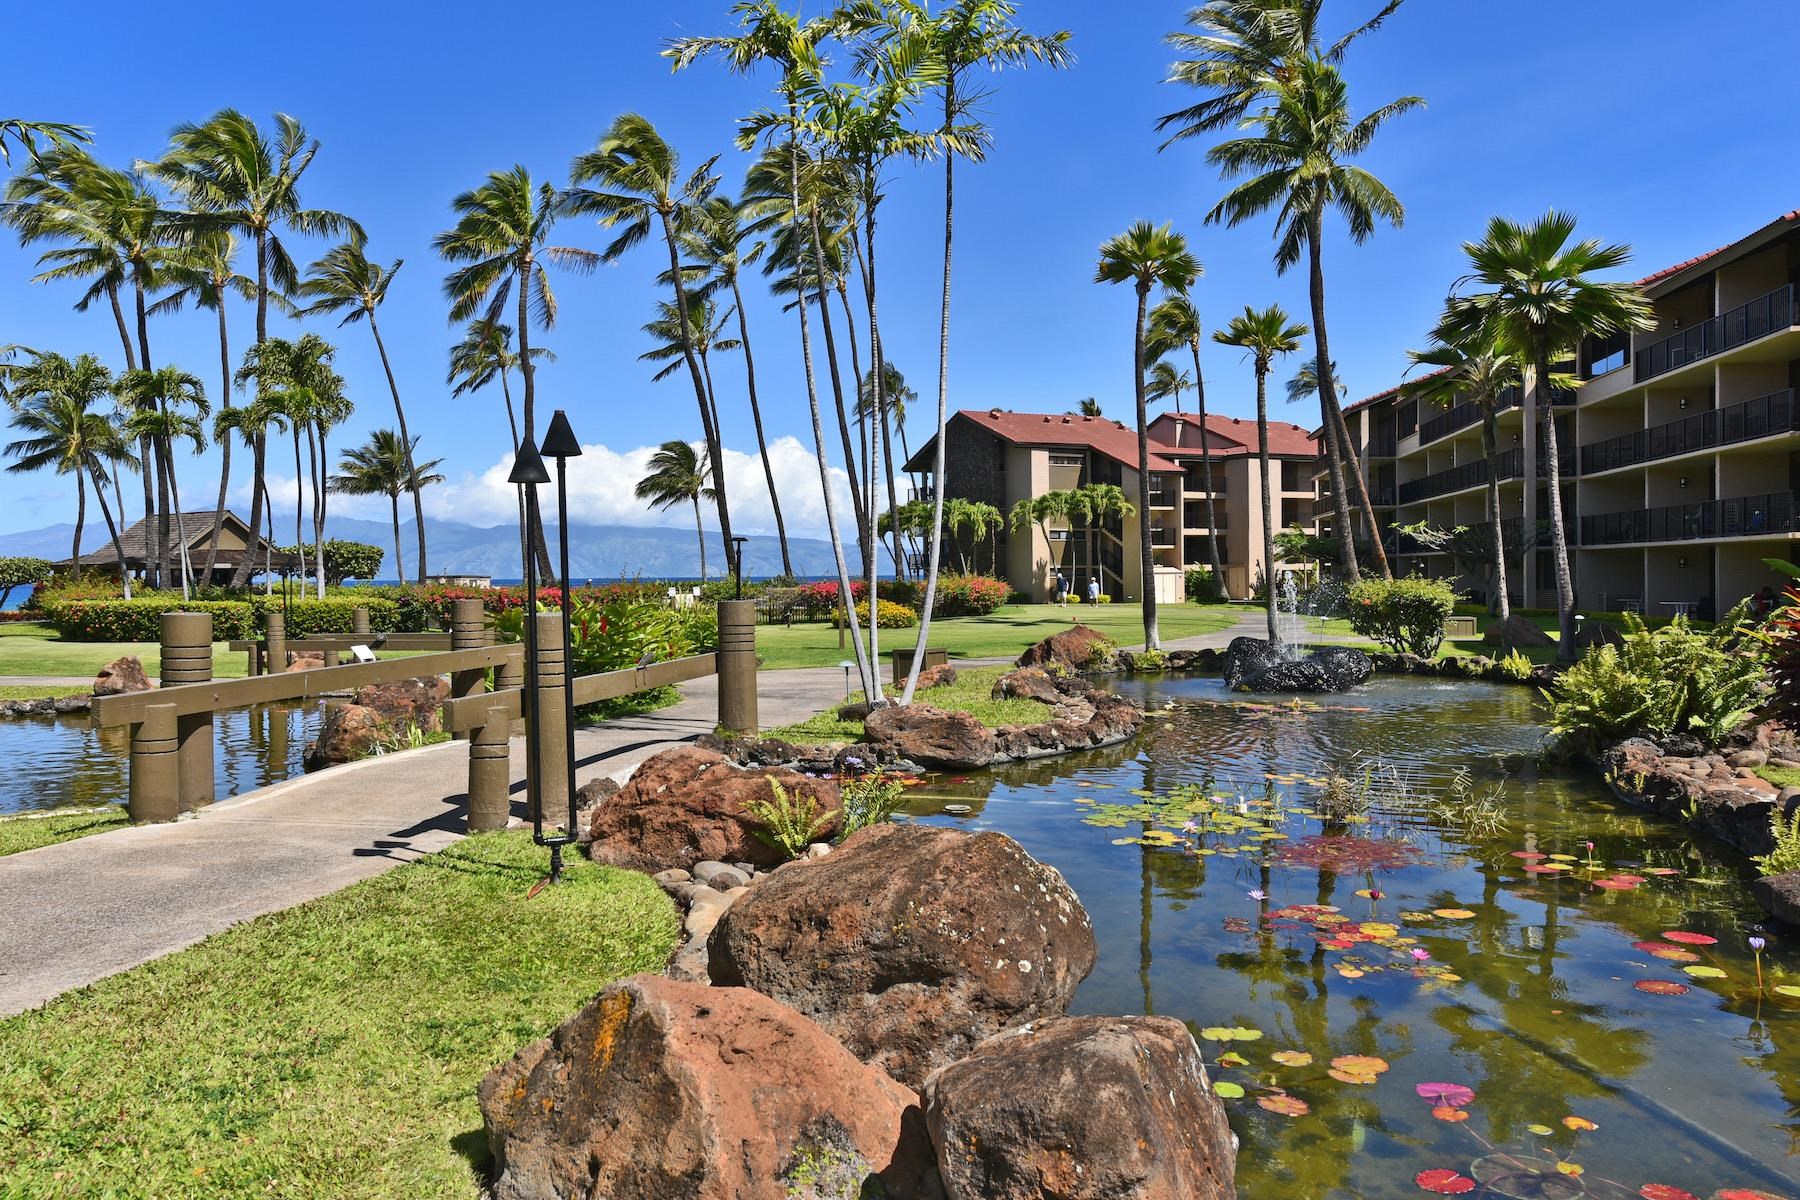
[1086,575,1101,605]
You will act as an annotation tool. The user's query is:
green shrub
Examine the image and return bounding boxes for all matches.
[1495,648,1534,681]
[278,540,386,586]
[877,574,1008,617]
[0,557,55,609]
[746,776,836,860]
[1546,609,1766,754]
[42,598,257,641]
[854,598,918,629]
[1346,577,1458,656]
[1184,566,1226,604]
[248,596,401,637]
[1754,803,1800,877]
[837,769,907,840]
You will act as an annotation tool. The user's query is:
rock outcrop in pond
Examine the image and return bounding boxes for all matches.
[303,676,450,769]
[859,667,1142,771]
[1222,637,1372,693]
[709,822,1097,1089]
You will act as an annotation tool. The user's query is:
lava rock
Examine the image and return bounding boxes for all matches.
[479,974,941,1200]
[1221,637,1285,690]
[573,777,619,845]
[93,655,152,696]
[1015,625,1113,671]
[351,676,449,732]
[1752,871,1800,929]
[915,663,958,690]
[922,1016,1237,1200]
[709,822,1096,1088]
[990,666,1064,705]
[585,746,841,872]
[1570,620,1626,653]
[302,702,384,769]
[863,703,997,771]
[1485,613,1555,649]
[1224,638,1371,693]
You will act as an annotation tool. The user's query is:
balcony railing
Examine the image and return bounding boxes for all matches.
[1149,525,1177,548]
[1365,436,1399,458]
[1370,486,1396,506]
[1634,284,1797,381]
[1579,388,1799,474]
[1579,490,1797,545]
[1397,448,1575,504]
[1147,486,1176,507]
[1500,517,1578,553]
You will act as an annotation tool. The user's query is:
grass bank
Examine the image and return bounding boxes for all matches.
[0,623,428,682]
[0,683,89,700]
[0,831,678,1198]
[767,664,1052,743]
[754,602,1242,670]
[0,806,130,857]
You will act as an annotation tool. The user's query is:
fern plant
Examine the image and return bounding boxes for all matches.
[1495,648,1533,682]
[1754,803,1800,877]
[745,776,837,860]
[838,770,907,840]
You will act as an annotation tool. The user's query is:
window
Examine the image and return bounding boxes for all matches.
[1398,401,1419,439]
[1049,453,1084,468]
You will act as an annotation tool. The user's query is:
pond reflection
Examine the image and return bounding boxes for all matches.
[0,701,326,815]
[905,676,1800,1200]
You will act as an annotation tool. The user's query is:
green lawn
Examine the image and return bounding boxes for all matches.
[767,664,1053,743]
[1759,765,1800,791]
[0,831,678,1198]
[0,623,426,682]
[0,683,89,700]
[0,806,130,857]
[754,602,1243,670]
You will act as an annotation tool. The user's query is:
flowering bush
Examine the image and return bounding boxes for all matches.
[854,598,918,629]
[876,574,1009,617]
[797,579,868,619]
[1346,577,1458,656]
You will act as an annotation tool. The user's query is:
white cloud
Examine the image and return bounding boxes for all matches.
[233,435,868,542]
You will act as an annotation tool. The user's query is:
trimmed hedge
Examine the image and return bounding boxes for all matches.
[41,596,401,642]
[854,598,919,629]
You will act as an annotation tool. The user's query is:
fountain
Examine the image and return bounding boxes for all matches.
[1221,571,1372,693]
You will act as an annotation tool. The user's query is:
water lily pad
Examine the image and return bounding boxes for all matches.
[1257,1092,1310,1117]
[1526,1124,1555,1137]
[1416,1168,1478,1194]
[1661,931,1719,946]
[1213,1080,1245,1098]
[1329,1054,1390,1084]
[1682,965,1728,979]
[1649,947,1702,963]
[1638,1186,1699,1200]
[1468,1153,1587,1200]
[1772,985,1800,999]
[1200,1025,1264,1042]
[1525,863,1570,874]
[1271,1050,1313,1067]
[1592,878,1639,891]
[1432,1105,1471,1123]
[1562,1115,1597,1131]
[1217,1050,1249,1068]
[1634,980,1691,996]
[1433,908,1477,920]
[1417,1082,1476,1107]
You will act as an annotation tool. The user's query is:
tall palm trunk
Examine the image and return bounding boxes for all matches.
[1480,409,1510,620]
[1133,282,1159,650]
[232,229,270,589]
[1255,364,1279,644]
[290,426,306,594]
[1188,335,1225,583]
[805,206,869,576]
[657,209,735,578]
[787,116,874,701]
[163,439,194,600]
[205,299,231,586]
[389,490,405,582]
[107,284,137,373]
[1535,352,1575,660]
[859,188,887,702]
[513,259,555,583]
[367,313,427,583]
[901,77,957,704]
[110,469,132,598]
[1328,398,1391,578]
[92,465,129,598]
[692,493,707,581]
[71,471,86,567]
[498,365,531,585]
[728,273,794,576]
[1305,210,1360,583]
[310,423,328,597]
[133,280,165,589]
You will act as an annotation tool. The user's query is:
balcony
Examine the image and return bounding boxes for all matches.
[1634,284,1797,381]
[1579,490,1797,545]
[1397,448,1574,504]
[1146,485,1176,507]
[1149,525,1178,548]
[1370,486,1396,506]
[1579,388,1799,474]
[1365,436,1399,458]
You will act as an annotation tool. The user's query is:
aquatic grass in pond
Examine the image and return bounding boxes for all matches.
[900,674,1800,1200]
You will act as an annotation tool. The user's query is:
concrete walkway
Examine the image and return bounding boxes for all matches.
[0,666,846,1017]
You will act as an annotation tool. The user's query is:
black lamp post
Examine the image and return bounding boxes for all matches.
[730,534,749,599]
[540,411,584,882]
[508,431,572,885]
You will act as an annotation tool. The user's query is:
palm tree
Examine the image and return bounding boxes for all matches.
[3,352,134,582]
[0,120,89,167]
[1214,304,1308,644]
[1009,491,1075,593]
[238,334,344,597]
[635,440,714,581]
[331,430,444,581]
[1147,291,1225,585]
[1071,482,1138,600]
[1202,55,1418,583]
[682,194,795,578]
[116,367,209,597]
[446,319,551,579]
[149,230,267,583]
[1403,319,1523,619]
[1077,397,1102,417]
[300,242,428,582]
[857,359,918,576]
[434,166,593,581]
[1146,360,1192,414]
[213,398,281,588]
[885,0,1071,704]
[1440,211,1653,658]
[150,110,362,587]
[563,114,738,577]
[1095,221,1200,651]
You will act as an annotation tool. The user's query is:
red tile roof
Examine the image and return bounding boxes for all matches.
[938,409,1184,473]
[1154,410,1319,457]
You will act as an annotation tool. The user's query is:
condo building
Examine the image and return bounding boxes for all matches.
[1318,210,1800,616]
[902,407,1317,602]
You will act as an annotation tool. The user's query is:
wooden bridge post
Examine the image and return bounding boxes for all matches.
[449,598,487,740]
[128,703,180,823]
[529,611,569,824]
[717,599,758,735]
[351,605,371,638]
[467,702,512,832]
[264,611,287,676]
[160,612,214,812]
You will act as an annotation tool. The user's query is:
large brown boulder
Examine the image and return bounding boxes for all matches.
[1753,871,1800,929]
[990,666,1063,704]
[709,823,1096,1088]
[1015,625,1113,671]
[915,662,957,690]
[303,702,385,769]
[586,746,842,872]
[1484,613,1554,649]
[479,974,940,1200]
[284,650,326,672]
[862,704,997,770]
[922,1016,1237,1200]
[93,655,152,696]
[352,675,449,733]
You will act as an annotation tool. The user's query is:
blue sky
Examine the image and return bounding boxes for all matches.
[5,0,1799,541]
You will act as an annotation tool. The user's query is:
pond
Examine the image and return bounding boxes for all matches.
[905,675,1800,1200]
[0,701,326,816]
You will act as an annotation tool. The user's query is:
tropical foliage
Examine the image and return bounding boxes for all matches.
[1346,576,1458,657]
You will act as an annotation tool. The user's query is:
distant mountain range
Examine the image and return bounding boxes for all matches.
[0,514,891,581]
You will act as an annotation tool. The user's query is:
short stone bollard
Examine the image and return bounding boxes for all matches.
[160,611,214,812]
[717,599,758,735]
[450,598,488,740]
[264,611,287,677]
[351,605,371,638]
[468,702,512,832]
[128,703,180,823]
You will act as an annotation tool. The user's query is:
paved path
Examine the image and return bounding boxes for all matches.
[0,666,846,1017]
